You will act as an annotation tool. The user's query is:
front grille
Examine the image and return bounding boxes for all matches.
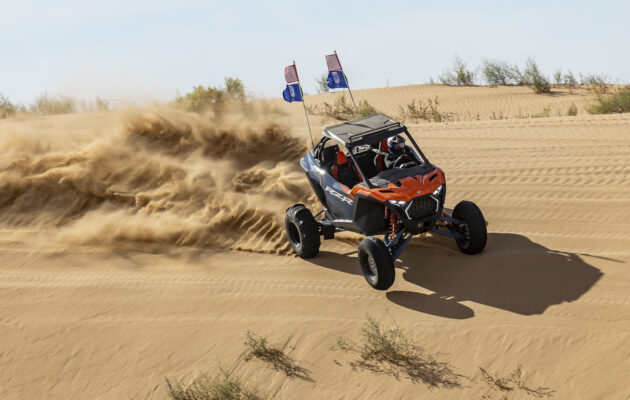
[406,195,438,219]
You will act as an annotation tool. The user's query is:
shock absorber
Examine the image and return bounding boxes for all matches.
[387,207,399,242]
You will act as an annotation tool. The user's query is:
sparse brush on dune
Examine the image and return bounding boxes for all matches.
[0,93,18,118]
[175,77,247,114]
[588,86,630,114]
[482,60,524,86]
[307,94,356,120]
[581,73,611,96]
[439,55,476,86]
[166,369,264,400]
[397,96,454,122]
[479,366,554,398]
[330,315,463,387]
[244,331,313,381]
[30,93,77,115]
[522,57,551,94]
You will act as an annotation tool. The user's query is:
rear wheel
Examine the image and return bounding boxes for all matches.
[285,204,320,258]
[358,237,395,290]
[452,201,487,254]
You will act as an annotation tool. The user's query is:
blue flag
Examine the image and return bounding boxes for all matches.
[327,70,348,89]
[282,83,302,102]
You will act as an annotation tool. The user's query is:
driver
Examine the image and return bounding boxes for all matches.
[383,135,420,169]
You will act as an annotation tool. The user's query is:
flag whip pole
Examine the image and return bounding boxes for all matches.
[335,50,359,117]
[294,60,314,148]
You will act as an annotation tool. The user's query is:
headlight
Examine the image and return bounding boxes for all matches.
[388,200,407,207]
[432,184,444,196]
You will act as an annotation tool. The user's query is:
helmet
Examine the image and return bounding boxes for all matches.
[387,135,405,155]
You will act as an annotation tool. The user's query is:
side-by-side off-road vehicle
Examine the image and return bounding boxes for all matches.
[285,114,487,290]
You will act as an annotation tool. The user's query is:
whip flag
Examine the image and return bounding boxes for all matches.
[283,83,302,102]
[282,61,313,146]
[325,50,358,116]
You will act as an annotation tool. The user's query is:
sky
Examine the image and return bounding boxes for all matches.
[2,0,629,104]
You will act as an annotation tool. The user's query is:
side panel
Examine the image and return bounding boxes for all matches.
[301,152,354,220]
[353,196,387,235]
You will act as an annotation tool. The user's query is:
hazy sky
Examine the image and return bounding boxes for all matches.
[2,0,629,104]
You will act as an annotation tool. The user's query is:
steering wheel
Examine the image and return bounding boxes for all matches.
[396,161,417,169]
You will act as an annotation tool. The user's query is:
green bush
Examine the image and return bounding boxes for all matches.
[175,77,246,113]
[522,57,551,94]
[482,60,523,86]
[581,73,610,95]
[588,86,630,114]
[30,93,77,115]
[439,55,475,86]
[567,103,578,116]
[315,74,330,94]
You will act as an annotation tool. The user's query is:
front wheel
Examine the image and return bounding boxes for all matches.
[452,201,487,254]
[285,204,320,258]
[358,237,395,290]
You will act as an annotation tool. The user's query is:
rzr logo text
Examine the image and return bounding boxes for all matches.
[325,187,353,205]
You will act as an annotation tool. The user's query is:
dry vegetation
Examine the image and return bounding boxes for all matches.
[397,96,454,122]
[166,369,264,400]
[244,331,313,382]
[306,94,379,120]
[479,366,554,399]
[330,315,464,387]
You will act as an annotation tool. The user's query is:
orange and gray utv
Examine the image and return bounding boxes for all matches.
[285,114,486,290]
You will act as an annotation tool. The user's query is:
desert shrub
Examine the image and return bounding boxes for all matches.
[166,369,263,400]
[315,74,330,94]
[553,69,563,86]
[439,55,475,86]
[563,71,578,87]
[581,73,610,95]
[176,77,246,113]
[357,99,377,117]
[588,86,630,114]
[522,58,551,94]
[567,103,578,116]
[0,93,17,118]
[479,366,554,398]
[77,97,110,112]
[482,60,523,86]
[330,315,463,387]
[308,94,355,120]
[244,331,312,381]
[531,105,552,118]
[94,97,109,111]
[398,96,453,122]
[30,93,77,115]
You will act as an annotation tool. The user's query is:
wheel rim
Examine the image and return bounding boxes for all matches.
[457,223,470,248]
[287,222,301,247]
[366,255,378,278]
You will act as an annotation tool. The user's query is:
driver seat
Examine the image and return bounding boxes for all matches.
[332,152,361,188]
[374,139,389,172]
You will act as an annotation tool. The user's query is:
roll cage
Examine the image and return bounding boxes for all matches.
[312,114,434,188]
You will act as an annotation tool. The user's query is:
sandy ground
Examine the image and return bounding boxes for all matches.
[1,85,630,399]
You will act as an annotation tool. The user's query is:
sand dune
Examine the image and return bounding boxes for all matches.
[1,86,629,399]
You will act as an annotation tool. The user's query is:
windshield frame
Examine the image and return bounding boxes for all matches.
[347,128,434,189]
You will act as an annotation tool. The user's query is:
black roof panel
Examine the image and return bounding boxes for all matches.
[323,113,405,147]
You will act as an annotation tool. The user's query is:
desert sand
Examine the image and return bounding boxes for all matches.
[1,85,629,399]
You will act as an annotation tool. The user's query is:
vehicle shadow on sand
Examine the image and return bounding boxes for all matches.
[307,233,605,318]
